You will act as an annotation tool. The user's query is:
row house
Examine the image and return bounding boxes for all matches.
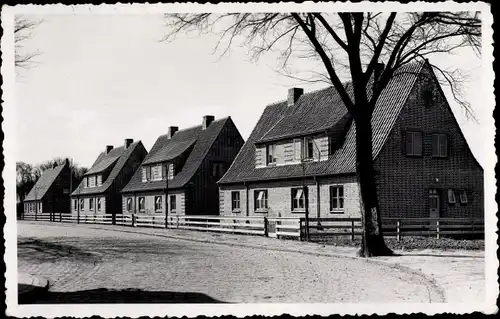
[24,159,71,216]
[121,115,243,216]
[70,138,147,222]
[218,60,484,220]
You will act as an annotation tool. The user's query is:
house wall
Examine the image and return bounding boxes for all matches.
[71,195,107,215]
[189,118,244,215]
[121,190,186,215]
[107,143,148,216]
[374,65,484,219]
[219,175,360,218]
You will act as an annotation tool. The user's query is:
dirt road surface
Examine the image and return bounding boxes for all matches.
[17,222,444,303]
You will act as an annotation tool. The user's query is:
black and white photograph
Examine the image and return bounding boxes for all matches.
[2,1,496,317]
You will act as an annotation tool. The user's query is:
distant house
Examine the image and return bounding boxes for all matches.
[121,115,244,216]
[24,159,71,217]
[70,139,147,222]
[218,60,484,221]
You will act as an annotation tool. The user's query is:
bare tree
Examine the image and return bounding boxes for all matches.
[15,15,42,69]
[163,12,480,256]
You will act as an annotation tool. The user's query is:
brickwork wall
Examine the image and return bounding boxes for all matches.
[219,175,360,218]
[374,64,484,219]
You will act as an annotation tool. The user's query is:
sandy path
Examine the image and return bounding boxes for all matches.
[17,222,442,303]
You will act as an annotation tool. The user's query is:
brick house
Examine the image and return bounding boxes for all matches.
[70,139,147,222]
[121,115,244,216]
[24,158,71,217]
[218,60,484,221]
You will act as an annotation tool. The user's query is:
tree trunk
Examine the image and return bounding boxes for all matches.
[354,113,393,257]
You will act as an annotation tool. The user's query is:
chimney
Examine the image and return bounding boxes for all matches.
[105,145,113,154]
[374,63,384,81]
[287,88,304,107]
[52,162,57,169]
[167,126,179,139]
[65,158,70,166]
[202,115,215,130]
[124,138,133,149]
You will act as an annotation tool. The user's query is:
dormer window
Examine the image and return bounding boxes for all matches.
[267,144,277,165]
[302,137,314,160]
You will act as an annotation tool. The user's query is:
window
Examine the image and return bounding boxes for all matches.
[155,196,162,212]
[126,198,132,212]
[302,137,314,159]
[406,131,422,156]
[83,177,88,188]
[459,190,468,204]
[89,198,94,211]
[38,202,42,212]
[97,198,102,211]
[255,190,268,211]
[152,165,162,181]
[145,166,152,181]
[80,199,85,210]
[162,164,167,180]
[432,134,448,157]
[447,189,456,204]
[74,199,78,210]
[291,188,305,211]
[212,163,226,179]
[267,144,277,165]
[231,191,241,211]
[170,195,176,212]
[138,197,145,212]
[423,87,433,107]
[330,186,344,211]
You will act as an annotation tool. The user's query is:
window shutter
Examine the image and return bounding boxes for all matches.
[414,132,422,156]
[162,164,167,179]
[294,139,301,161]
[440,135,448,157]
[432,134,439,156]
[405,132,413,155]
[142,167,147,182]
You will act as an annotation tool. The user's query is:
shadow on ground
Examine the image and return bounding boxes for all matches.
[19,288,226,304]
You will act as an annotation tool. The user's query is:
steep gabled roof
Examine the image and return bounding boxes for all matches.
[25,163,67,201]
[71,141,143,196]
[121,117,230,193]
[219,62,424,184]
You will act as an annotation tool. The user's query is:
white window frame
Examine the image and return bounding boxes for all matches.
[170,195,177,212]
[459,190,468,204]
[97,198,102,211]
[292,188,305,211]
[330,185,345,212]
[231,191,241,211]
[80,199,85,210]
[155,196,162,212]
[255,190,268,211]
[267,144,277,165]
[447,189,456,204]
[126,198,133,212]
[89,198,94,211]
[138,197,145,212]
[302,137,314,160]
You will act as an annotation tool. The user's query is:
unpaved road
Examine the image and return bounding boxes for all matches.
[18,222,443,303]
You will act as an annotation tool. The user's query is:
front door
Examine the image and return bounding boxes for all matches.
[429,189,440,219]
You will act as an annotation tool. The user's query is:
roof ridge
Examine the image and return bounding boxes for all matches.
[156,116,230,138]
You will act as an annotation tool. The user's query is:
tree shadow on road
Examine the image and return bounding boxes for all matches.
[20,288,226,304]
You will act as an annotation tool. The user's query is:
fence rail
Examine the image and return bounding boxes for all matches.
[19,213,483,241]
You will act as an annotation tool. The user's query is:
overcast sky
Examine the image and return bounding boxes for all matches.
[15,14,486,169]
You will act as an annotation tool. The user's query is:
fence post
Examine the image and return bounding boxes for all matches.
[263,217,269,237]
[59,212,62,223]
[84,215,87,224]
[176,215,180,229]
[132,214,136,227]
[396,221,401,241]
[299,218,304,241]
[93,213,96,224]
[351,220,355,241]
[436,220,440,239]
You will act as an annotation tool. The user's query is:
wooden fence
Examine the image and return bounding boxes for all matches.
[19,213,483,241]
